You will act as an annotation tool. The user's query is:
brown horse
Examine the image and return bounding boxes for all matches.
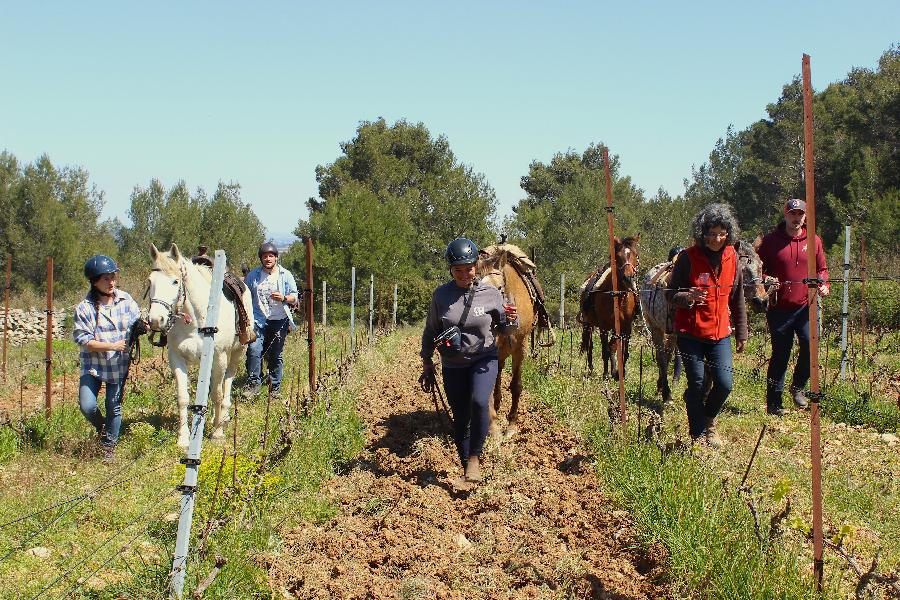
[578,236,641,377]
[477,247,538,438]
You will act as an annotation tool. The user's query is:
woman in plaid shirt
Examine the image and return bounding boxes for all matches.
[72,255,142,459]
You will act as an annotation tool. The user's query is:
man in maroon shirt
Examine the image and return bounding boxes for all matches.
[757,199,830,416]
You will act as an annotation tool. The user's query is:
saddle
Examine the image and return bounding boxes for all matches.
[480,243,552,330]
[192,246,255,345]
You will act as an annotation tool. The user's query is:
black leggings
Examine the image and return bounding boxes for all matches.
[442,356,498,467]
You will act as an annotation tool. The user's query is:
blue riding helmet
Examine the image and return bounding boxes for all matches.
[83,255,119,281]
[445,238,479,266]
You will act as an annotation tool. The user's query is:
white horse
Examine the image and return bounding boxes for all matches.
[147,243,254,448]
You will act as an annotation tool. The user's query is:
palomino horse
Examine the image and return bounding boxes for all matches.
[579,236,641,377]
[147,244,254,448]
[639,239,773,404]
[476,247,538,438]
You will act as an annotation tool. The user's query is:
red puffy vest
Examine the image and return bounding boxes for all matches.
[674,245,737,340]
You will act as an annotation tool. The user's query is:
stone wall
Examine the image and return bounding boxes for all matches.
[1,308,68,346]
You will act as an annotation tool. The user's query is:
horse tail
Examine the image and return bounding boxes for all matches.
[580,325,592,354]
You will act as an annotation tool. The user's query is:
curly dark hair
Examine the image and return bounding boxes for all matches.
[690,203,741,246]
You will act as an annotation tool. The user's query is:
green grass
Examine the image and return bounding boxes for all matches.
[0,324,375,598]
[522,325,899,600]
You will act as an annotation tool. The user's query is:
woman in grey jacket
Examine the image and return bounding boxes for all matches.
[420,238,518,489]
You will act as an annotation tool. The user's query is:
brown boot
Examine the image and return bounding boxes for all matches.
[705,417,723,448]
[465,455,483,483]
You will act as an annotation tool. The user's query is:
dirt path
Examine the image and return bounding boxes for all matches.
[270,335,666,599]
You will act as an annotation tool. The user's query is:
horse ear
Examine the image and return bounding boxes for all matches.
[170,243,182,260]
[752,234,763,253]
[150,244,159,260]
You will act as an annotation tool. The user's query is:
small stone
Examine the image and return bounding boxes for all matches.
[163,512,180,522]
[880,433,898,444]
[453,533,473,551]
[28,546,51,559]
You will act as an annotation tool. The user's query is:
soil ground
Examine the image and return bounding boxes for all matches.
[269,335,667,599]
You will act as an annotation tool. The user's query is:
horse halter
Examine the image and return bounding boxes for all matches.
[147,267,186,339]
[618,246,639,280]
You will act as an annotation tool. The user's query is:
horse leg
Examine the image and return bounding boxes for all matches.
[220,347,243,421]
[170,352,191,449]
[506,345,524,438]
[580,325,594,372]
[654,330,672,405]
[490,356,504,442]
[601,331,612,379]
[210,356,228,440]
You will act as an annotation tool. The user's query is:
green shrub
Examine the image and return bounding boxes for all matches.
[0,425,19,464]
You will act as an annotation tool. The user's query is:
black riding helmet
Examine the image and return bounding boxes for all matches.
[83,255,119,281]
[445,238,479,266]
[668,245,686,262]
[258,242,279,258]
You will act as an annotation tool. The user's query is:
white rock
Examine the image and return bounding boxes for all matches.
[28,546,51,559]
[453,533,473,551]
[880,433,898,444]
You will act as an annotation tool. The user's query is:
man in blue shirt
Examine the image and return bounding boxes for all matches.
[243,242,298,397]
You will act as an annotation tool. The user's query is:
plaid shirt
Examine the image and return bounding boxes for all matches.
[73,290,141,383]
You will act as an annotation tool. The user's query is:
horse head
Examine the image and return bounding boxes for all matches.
[147,243,187,333]
[737,238,772,314]
[476,249,506,294]
[615,235,641,285]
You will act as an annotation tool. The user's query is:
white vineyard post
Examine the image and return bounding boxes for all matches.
[322,280,327,327]
[392,283,398,329]
[839,225,851,380]
[350,267,356,356]
[169,250,228,598]
[559,273,565,328]
[368,274,374,343]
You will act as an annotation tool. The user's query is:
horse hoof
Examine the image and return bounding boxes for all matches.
[211,429,226,440]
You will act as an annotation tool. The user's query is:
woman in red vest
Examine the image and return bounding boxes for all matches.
[667,203,748,447]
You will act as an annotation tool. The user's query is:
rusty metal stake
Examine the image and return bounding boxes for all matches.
[859,235,867,362]
[45,257,53,418]
[603,147,627,425]
[3,254,9,382]
[802,53,824,591]
[305,237,316,401]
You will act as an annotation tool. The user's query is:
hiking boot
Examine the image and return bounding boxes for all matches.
[790,386,809,409]
[464,455,483,483]
[242,384,260,399]
[269,387,282,400]
[704,418,724,448]
[100,443,116,464]
[767,407,787,417]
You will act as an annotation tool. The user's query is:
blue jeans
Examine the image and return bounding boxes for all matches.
[245,318,289,390]
[79,373,123,446]
[766,308,810,410]
[677,336,734,439]
[442,357,498,467]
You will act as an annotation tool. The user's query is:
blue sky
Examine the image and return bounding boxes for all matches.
[1,1,897,238]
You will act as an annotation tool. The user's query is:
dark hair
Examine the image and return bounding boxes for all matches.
[690,203,741,246]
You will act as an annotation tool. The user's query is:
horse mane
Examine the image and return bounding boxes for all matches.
[619,236,640,249]
[475,250,503,276]
[153,252,213,284]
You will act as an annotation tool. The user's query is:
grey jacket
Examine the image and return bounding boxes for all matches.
[421,280,515,368]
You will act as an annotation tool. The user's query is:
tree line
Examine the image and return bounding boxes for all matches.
[1,48,896,322]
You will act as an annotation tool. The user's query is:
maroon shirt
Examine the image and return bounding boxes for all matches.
[757,223,829,311]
